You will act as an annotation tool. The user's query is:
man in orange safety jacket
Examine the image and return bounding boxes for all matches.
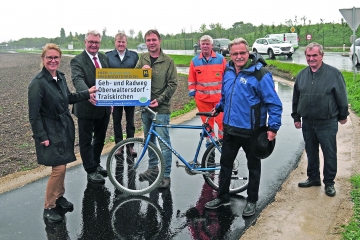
[188,35,227,147]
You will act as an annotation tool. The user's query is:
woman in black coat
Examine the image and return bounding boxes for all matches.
[28,43,97,223]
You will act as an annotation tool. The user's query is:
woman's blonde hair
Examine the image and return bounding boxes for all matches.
[40,43,62,68]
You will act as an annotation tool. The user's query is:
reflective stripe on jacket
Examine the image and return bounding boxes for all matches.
[188,51,226,102]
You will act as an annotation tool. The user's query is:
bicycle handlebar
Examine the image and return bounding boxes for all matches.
[196,112,218,117]
[143,106,218,123]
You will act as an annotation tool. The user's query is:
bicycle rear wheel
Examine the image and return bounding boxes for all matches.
[201,140,248,194]
[107,138,165,195]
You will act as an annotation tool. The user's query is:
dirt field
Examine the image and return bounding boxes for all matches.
[0,52,358,239]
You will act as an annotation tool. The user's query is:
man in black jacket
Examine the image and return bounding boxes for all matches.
[106,32,139,154]
[71,30,111,183]
[292,42,349,197]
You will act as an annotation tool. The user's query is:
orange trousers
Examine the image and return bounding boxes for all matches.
[195,99,223,139]
[45,165,66,208]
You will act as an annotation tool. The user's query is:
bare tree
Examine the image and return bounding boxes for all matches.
[300,16,307,25]
[103,27,107,37]
[199,23,207,33]
[294,15,298,26]
[285,19,293,27]
[129,29,135,39]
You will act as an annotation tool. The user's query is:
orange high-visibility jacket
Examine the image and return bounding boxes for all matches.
[188,51,226,102]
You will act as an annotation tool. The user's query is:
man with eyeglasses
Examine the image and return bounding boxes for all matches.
[205,38,282,217]
[70,30,111,184]
[188,35,226,147]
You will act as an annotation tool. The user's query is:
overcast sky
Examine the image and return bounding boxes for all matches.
[0,0,358,43]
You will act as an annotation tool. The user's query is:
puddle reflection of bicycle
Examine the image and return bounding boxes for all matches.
[111,188,173,240]
[111,182,235,239]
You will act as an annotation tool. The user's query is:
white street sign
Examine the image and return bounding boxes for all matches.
[339,7,360,30]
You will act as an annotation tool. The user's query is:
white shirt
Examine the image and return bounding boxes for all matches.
[117,49,126,61]
[85,50,102,68]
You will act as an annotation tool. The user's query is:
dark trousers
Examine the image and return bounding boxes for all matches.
[112,106,135,143]
[217,132,261,203]
[78,115,110,174]
[302,118,338,185]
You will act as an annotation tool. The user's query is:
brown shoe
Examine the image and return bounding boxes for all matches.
[127,146,137,157]
[115,147,124,156]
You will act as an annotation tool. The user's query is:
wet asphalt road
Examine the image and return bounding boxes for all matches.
[0,83,304,239]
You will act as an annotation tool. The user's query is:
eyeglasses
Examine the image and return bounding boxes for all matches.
[87,41,100,46]
[230,51,249,57]
[44,56,60,62]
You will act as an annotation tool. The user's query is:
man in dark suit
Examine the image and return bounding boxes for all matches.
[106,32,139,154]
[71,30,111,183]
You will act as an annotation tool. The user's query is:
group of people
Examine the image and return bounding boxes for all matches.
[29,29,177,222]
[195,37,348,217]
[28,29,349,223]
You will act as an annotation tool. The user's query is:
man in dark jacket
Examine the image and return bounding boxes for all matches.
[204,38,282,217]
[71,30,111,184]
[106,32,139,154]
[292,42,349,197]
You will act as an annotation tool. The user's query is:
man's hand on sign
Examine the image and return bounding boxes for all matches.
[149,99,158,108]
[88,93,97,105]
[88,86,97,94]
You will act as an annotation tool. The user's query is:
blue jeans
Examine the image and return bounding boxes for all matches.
[302,118,338,185]
[142,112,172,177]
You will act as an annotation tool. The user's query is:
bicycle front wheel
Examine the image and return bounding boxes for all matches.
[201,140,248,194]
[107,138,165,195]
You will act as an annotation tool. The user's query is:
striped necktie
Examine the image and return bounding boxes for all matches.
[93,56,100,68]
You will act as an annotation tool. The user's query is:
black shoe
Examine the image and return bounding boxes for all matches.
[55,196,73,209]
[204,198,230,209]
[158,177,171,189]
[325,185,336,197]
[87,172,105,183]
[242,201,256,217]
[97,166,108,177]
[43,208,62,223]
[139,167,159,181]
[298,178,321,188]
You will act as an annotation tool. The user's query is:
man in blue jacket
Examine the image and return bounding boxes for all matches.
[205,38,282,217]
[106,32,139,155]
[292,42,348,197]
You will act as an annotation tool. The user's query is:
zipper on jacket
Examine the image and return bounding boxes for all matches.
[226,70,239,124]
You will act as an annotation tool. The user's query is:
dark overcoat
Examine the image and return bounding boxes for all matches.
[70,51,111,119]
[28,67,90,166]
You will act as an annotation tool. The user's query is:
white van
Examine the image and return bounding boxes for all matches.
[264,33,299,50]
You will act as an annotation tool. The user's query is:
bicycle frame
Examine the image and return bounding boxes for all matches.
[135,107,221,174]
